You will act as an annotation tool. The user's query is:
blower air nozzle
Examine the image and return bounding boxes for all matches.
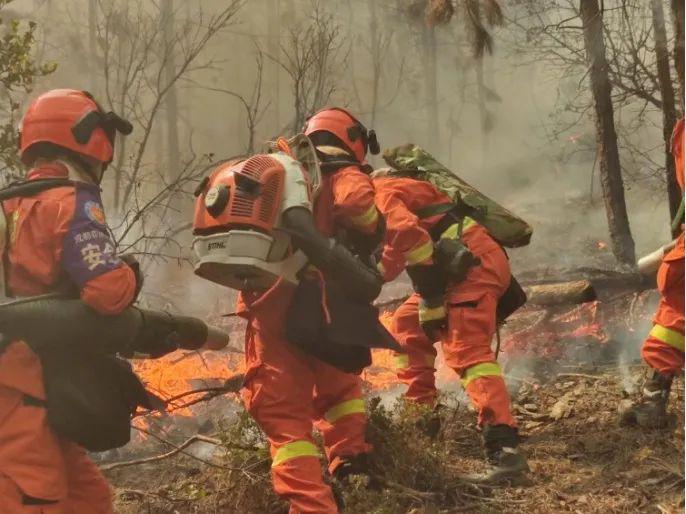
[0,297,229,358]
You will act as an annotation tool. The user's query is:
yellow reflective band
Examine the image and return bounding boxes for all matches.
[650,324,685,352]
[461,362,502,388]
[394,354,410,370]
[406,241,434,265]
[440,217,477,240]
[394,353,435,370]
[324,398,366,423]
[272,440,320,467]
[351,204,379,228]
[419,305,445,322]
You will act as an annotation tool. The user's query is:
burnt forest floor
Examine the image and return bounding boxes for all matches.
[108,365,684,514]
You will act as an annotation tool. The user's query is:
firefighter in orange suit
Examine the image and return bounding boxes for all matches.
[0,90,137,512]
[373,173,528,484]
[237,108,381,512]
[621,118,685,428]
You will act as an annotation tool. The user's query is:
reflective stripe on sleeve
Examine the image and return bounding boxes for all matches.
[272,440,321,467]
[324,398,366,423]
[440,217,478,240]
[650,324,685,352]
[406,241,434,265]
[418,305,445,322]
[351,204,379,228]
[394,354,410,370]
[461,362,503,388]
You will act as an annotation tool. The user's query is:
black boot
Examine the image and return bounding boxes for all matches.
[461,424,530,485]
[331,453,375,487]
[618,370,673,428]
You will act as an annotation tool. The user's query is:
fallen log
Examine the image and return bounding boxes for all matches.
[376,279,597,312]
[523,280,597,306]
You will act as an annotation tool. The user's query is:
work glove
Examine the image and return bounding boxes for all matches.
[120,254,144,302]
[433,238,480,283]
[406,264,446,299]
[418,295,447,340]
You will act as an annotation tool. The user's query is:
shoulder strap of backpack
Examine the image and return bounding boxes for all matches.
[0,178,75,202]
[414,203,455,219]
[0,178,76,300]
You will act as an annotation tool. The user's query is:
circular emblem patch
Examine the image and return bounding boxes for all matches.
[84,200,106,225]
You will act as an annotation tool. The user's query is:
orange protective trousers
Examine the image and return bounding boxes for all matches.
[391,228,516,427]
[0,163,135,513]
[238,284,371,514]
[0,343,113,514]
[641,233,685,376]
[642,118,685,375]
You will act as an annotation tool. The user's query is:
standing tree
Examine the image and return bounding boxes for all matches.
[650,0,681,233]
[580,0,635,265]
[160,0,181,183]
[93,0,243,261]
[670,0,684,106]
[0,0,55,178]
[270,2,346,132]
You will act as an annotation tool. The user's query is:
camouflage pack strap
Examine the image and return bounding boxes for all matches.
[671,195,684,235]
[414,203,455,219]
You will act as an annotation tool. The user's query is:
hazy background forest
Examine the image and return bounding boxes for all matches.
[0,0,683,318]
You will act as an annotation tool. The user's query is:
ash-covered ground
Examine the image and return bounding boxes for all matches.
[104,268,684,513]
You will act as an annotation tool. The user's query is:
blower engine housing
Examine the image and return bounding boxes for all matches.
[192,152,312,290]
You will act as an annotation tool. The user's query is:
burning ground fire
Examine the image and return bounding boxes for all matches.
[127,278,656,445]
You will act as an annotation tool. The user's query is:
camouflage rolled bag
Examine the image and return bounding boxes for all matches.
[381,144,531,323]
[382,144,533,248]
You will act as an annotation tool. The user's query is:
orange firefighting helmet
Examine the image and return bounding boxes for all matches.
[303,107,379,164]
[19,89,132,166]
[671,118,684,191]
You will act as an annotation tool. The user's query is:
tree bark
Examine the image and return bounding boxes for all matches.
[523,280,597,307]
[369,0,380,128]
[267,0,281,131]
[671,0,685,110]
[580,0,636,266]
[88,0,98,94]
[651,0,681,234]
[160,0,180,182]
[421,23,440,155]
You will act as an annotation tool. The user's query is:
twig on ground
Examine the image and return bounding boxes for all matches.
[101,433,222,471]
[115,488,186,503]
[556,373,602,380]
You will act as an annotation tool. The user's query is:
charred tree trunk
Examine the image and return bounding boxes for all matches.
[369,0,380,128]
[88,0,98,94]
[580,0,636,266]
[267,0,281,131]
[421,23,440,155]
[671,0,685,110]
[651,0,681,234]
[160,0,180,182]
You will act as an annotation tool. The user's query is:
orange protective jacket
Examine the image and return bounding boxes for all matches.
[0,162,136,501]
[236,163,377,514]
[373,176,501,284]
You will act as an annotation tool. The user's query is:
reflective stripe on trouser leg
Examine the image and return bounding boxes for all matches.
[324,398,366,424]
[272,440,321,467]
[461,363,516,427]
[642,327,685,376]
[649,324,685,352]
[460,362,502,388]
[395,350,437,404]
